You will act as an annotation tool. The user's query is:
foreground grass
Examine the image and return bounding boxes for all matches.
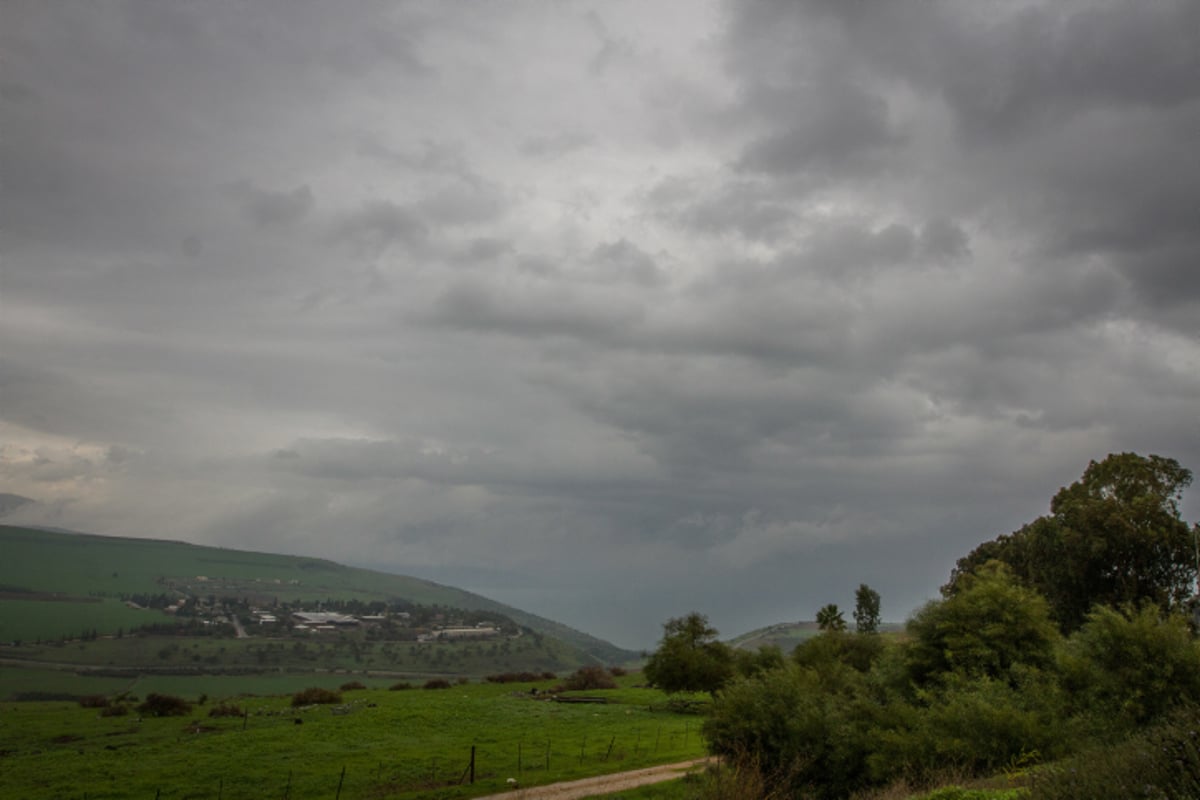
[0,676,707,799]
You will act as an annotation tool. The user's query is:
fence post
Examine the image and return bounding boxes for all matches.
[335,765,346,800]
[470,745,476,784]
[545,740,551,771]
[605,735,615,761]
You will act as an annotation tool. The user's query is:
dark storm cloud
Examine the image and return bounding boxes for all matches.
[332,201,429,256]
[645,176,795,241]
[225,182,315,229]
[429,282,643,342]
[3,0,1198,648]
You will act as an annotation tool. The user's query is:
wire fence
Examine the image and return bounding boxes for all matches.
[70,719,702,800]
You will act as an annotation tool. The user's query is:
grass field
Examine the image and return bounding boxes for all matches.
[0,675,708,800]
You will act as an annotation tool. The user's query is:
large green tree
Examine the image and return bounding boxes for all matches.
[643,612,733,697]
[947,453,1196,632]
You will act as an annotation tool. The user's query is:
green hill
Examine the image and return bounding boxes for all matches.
[728,620,904,652]
[0,524,636,666]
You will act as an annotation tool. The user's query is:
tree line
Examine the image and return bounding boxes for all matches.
[642,453,1200,799]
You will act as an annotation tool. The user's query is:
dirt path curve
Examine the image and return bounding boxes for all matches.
[474,757,714,800]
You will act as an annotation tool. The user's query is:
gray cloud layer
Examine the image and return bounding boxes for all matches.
[2,0,1198,647]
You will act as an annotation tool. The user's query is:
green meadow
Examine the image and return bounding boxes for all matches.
[0,676,708,800]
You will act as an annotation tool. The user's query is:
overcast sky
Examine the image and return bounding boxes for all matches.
[2,0,1198,649]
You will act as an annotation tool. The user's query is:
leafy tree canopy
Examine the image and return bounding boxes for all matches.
[908,561,1059,687]
[642,612,734,697]
[946,453,1195,632]
[853,584,881,634]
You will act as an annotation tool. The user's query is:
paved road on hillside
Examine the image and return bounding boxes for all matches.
[474,757,714,800]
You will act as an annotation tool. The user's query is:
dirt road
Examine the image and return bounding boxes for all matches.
[474,757,713,800]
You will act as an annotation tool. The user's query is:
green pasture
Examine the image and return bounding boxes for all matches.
[0,675,708,800]
[0,666,136,699]
[0,597,152,643]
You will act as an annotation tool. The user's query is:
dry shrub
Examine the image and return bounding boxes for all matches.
[78,695,109,709]
[562,666,617,691]
[423,678,452,690]
[339,680,367,691]
[388,681,413,691]
[99,704,129,717]
[291,687,342,707]
[138,693,193,717]
[208,703,244,718]
[485,672,543,684]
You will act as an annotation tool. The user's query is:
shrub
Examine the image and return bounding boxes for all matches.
[609,665,627,677]
[291,687,341,707]
[485,671,544,684]
[1029,705,1200,800]
[561,666,617,691]
[99,704,128,717]
[456,676,469,685]
[208,703,244,718]
[423,678,452,690]
[137,693,193,717]
[388,681,413,691]
[78,695,109,709]
[906,562,1058,688]
[339,681,366,691]
[1058,605,1200,730]
[870,671,1065,784]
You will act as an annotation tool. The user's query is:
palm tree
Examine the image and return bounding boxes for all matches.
[815,603,846,632]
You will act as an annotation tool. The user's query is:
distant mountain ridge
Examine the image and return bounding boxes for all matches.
[0,524,637,664]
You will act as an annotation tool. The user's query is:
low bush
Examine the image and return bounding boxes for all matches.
[208,703,244,718]
[423,679,452,690]
[138,693,193,717]
[485,671,544,684]
[339,681,366,691]
[78,695,109,709]
[388,681,413,691]
[291,687,341,707]
[99,704,129,717]
[561,666,617,691]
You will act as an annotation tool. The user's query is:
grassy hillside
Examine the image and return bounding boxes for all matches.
[0,525,636,664]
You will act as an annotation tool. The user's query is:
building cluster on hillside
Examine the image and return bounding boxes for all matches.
[241,606,503,640]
